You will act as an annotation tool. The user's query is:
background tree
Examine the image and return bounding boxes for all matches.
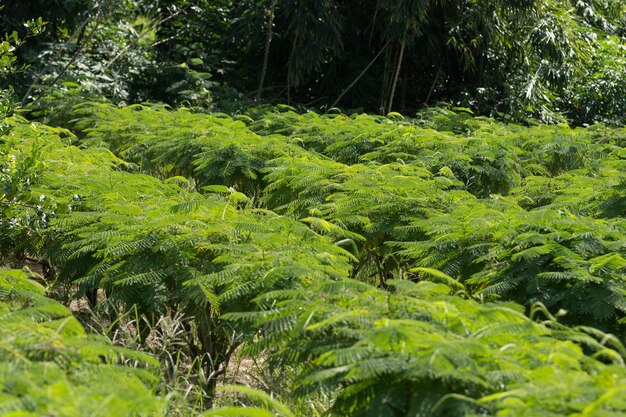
[3,0,625,124]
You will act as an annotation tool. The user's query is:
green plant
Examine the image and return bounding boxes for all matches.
[0,268,164,416]
[230,278,626,417]
[9,95,626,417]
[1,114,353,404]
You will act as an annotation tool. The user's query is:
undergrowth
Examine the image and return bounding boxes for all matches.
[4,104,626,415]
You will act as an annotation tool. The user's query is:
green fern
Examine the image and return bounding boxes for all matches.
[0,269,164,417]
[230,278,626,417]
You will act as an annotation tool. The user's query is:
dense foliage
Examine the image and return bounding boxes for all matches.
[3,101,626,415]
[3,2,626,416]
[0,269,163,416]
[2,0,626,123]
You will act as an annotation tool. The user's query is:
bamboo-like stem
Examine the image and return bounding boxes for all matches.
[255,0,278,102]
[386,32,406,114]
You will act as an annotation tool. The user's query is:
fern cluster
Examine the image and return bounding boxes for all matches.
[0,269,163,416]
[231,278,626,417]
[6,102,626,415]
[1,114,353,402]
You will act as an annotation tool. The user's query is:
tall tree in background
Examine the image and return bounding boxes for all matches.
[2,0,624,123]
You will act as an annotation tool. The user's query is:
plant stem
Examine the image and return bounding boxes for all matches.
[387,33,406,114]
[255,0,278,102]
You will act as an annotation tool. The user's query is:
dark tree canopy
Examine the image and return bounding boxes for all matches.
[1,0,625,123]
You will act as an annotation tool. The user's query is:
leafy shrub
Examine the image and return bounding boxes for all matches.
[401,201,626,331]
[0,269,164,416]
[72,103,306,194]
[563,35,626,125]
[8,102,626,416]
[231,278,626,417]
[0,114,353,401]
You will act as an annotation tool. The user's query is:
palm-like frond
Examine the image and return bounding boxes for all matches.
[0,269,163,417]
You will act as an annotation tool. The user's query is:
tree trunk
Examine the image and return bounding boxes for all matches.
[424,63,443,106]
[286,42,296,105]
[379,45,393,113]
[375,255,389,289]
[194,314,239,409]
[387,32,406,114]
[255,0,278,102]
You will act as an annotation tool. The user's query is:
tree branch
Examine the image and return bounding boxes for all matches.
[21,15,93,104]
[330,39,390,110]
[100,7,185,73]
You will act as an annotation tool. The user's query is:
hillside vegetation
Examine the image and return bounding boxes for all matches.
[2,1,626,415]
[3,104,626,415]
